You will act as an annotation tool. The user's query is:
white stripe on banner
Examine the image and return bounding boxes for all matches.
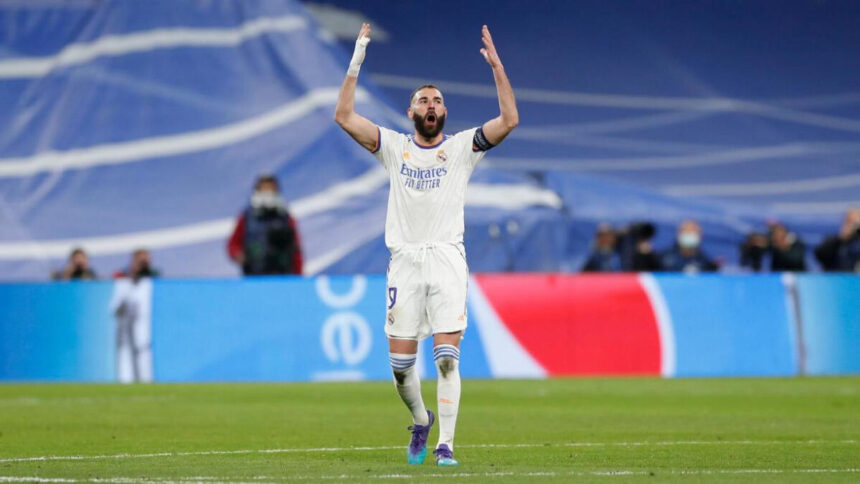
[0,170,563,274]
[0,87,366,178]
[371,74,860,133]
[303,229,383,276]
[661,173,860,197]
[770,200,860,215]
[467,276,547,378]
[638,274,676,378]
[483,142,860,172]
[304,182,564,274]
[0,15,308,79]
[0,167,388,261]
[0,219,234,260]
[466,183,563,210]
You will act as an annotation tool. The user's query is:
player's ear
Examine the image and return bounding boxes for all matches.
[407,106,413,118]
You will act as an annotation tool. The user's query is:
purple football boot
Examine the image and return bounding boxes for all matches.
[434,443,459,466]
[406,410,435,464]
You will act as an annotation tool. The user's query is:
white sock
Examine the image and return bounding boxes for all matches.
[434,344,461,450]
[390,353,429,425]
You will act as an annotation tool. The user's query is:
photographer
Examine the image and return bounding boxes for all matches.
[815,208,860,272]
[739,232,770,272]
[227,175,303,276]
[114,249,160,281]
[581,223,622,272]
[740,223,806,272]
[52,247,97,280]
[770,223,807,271]
[616,221,661,272]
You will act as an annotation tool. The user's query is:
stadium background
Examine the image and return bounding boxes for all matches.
[0,0,858,382]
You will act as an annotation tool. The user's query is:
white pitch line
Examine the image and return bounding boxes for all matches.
[302,469,859,480]
[2,468,859,482]
[1,440,854,464]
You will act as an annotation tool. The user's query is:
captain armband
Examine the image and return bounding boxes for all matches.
[472,126,495,152]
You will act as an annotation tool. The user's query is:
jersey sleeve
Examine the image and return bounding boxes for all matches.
[456,127,488,168]
[373,126,403,171]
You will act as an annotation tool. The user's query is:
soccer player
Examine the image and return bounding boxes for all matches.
[334,23,518,466]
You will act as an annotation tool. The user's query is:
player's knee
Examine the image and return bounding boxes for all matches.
[435,356,458,378]
[433,344,460,378]
[390,353,416,384]
[392,368,408,384]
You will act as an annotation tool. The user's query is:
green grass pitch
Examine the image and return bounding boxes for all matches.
[0,378,857,482]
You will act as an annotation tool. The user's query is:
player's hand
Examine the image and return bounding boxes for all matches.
[357,23,371,48]
[348,23,371,77]
[354,23,371,62]
[479,25,502,69]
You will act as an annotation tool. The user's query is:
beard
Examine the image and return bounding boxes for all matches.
[412,111,445,140]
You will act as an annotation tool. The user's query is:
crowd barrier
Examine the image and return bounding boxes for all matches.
[0,275,857,382]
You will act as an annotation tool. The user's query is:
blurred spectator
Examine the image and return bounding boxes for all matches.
[659,220,718,273]
[740,223,806,272]
[815,207,860,272]
[769,223,806,271]
[111,249,156,384]
[228,175,303,275]
[739,231,770,272]
[114,248,160,281]
[617,221,661,272]
[581,223,622,272]
[52,247,97,280]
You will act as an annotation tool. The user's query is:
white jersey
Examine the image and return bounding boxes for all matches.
[373,126,486,250]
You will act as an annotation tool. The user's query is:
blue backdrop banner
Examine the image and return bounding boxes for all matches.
[0,275,857,382]
[0,282,115,381]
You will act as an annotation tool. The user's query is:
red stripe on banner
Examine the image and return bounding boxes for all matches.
[474,274,661,376]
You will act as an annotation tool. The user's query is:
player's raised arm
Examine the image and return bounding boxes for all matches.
[334,23,379,152]
[478,25,519,147]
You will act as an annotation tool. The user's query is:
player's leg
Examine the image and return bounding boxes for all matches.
[389,337,434,464]
[388,337,429,425]
[432,330,462,466]
[386,252,434,464]
[426,245,468,466]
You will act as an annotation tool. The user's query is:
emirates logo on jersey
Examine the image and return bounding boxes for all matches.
[436,149,448,163]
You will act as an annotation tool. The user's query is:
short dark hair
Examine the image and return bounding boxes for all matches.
[410,84,442,105]
[254,174,279,191]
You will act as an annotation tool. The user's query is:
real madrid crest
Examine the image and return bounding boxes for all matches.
[436,149,448,163]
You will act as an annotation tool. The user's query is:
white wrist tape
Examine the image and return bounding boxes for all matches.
[347,35,370,77]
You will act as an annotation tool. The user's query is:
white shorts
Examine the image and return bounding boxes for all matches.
[385,243,469,341]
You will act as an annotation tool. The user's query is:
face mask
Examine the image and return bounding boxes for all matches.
[251,191,284,210]
[678,232,701,249]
